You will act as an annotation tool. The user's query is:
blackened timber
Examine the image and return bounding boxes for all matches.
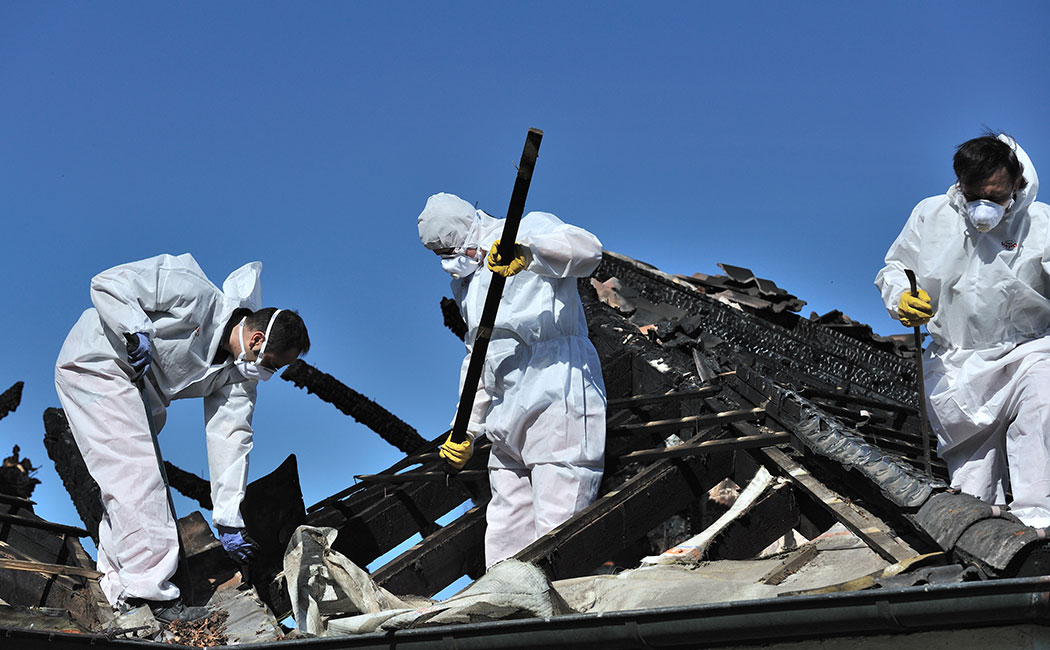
[163,461,212,510]
[0,382,23,421]
[607,386,722,409]
[515,441,735,580]
[305,455,490,568]
[0,513,89,538]
[356,470,487,483]
[608,407,765,437]
[594,251,918,406]
[42,408,102,542]
[616,433,791,463]
[280,360,427,454]
[373,505,487,598]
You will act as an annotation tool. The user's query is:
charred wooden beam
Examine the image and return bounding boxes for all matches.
[305,451,489,568]
[373,504,487,598]
[355,469,487,483]
[607,386,721,409]
[164,461,212,510]
[608,407,765,437]
[0,382,23,421]
[0,512,89,538]
[280,360,427,455]
[0,558,102,580]
[42,408,102,542]
[705,481,798,560]
[615,432,791,464]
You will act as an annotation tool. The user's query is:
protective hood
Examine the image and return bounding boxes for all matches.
[221,261,263,310]
[417,193,477,250]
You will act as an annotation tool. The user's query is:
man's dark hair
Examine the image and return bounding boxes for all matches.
[246,308,310,356]
[953,132,1027,189]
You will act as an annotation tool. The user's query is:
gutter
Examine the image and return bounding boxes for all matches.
[6,576,1050,649]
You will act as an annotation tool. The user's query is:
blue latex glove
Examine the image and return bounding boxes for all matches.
[217,526,258,563]
[124,332,153,381]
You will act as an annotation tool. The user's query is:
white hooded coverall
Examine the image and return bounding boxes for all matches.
[418,193,607,566]
[55,253,263,605]
[875,135,1050,528]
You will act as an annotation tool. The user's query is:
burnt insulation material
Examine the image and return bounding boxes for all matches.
[280,360,427,455]
[0,381,23,421]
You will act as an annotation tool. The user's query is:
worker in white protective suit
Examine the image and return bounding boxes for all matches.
[417,193,607,566]
[876,133,1050,528]
[54,253,310,622]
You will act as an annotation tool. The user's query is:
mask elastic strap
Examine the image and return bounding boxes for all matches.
[257,309,283,359]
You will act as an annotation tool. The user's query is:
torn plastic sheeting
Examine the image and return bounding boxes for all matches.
[782,388,942,508]
[283,526,414,636]
[326,560,575,635]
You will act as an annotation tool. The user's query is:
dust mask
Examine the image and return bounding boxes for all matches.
[966,199,1007,232]
[441,253,480,279]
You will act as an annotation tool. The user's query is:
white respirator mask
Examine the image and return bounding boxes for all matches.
[441,253,480,279]
[966,199,1009,233]
[235,309,282,381]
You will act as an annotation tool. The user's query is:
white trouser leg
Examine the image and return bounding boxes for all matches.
[484,464,535,567]
[1004,361,1050,528]
[55,361,180,605]
[530,463,602,538]
[940,429,1005,504]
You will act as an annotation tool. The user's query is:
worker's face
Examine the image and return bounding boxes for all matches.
[960,167,1020,206]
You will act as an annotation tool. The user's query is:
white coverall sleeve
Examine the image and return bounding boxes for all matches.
[457,350,491,434]
[204,379,256,528]
[875,203,926,321]
[518,213,603,279]
[89,253,212,337]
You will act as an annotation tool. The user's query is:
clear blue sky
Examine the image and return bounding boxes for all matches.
[3,2,1050,559]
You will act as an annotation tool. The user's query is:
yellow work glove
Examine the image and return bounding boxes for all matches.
[898,289,933,327]
[487,239,531,277]
[439,432,474,470]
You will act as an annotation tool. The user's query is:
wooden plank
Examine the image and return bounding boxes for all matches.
[760,544,819,585]
[0,493,35,508]
[607,386,721,409]
[0,513,88,538]
[616,433,790,464]
[373,505,487,598]
[0,558,102,580]
[757,446,917,563]
[608,407,765,437]
[356,470,487,484]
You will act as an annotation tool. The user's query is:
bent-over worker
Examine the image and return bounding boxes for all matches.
[417,193,607,566]
[54,253,310,622]
[876,133,1050,528]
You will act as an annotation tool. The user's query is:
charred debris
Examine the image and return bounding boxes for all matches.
[4,251,1050,647]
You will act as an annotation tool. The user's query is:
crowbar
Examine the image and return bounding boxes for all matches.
[903,270,934,475]
[448,128,543,446]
